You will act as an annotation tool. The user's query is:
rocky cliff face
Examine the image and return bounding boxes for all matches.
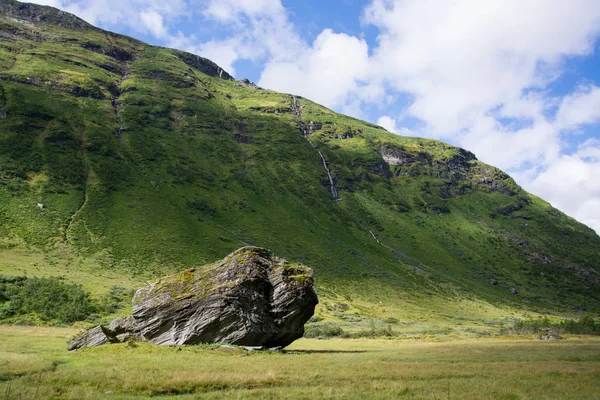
[68,247,318,350]
[0,0,233,81]
[0,0,91,30]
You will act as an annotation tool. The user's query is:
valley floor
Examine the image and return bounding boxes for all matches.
[0,326,599,399]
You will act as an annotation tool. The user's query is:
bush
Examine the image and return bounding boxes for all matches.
[353,320,396,338]
[304,320,399,339]
[0,275,99,324]
[503,316,600,335]
[304,323,346,339]
[560,316,600,335]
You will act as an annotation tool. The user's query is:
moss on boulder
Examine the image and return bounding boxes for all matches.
[69,247,318,350]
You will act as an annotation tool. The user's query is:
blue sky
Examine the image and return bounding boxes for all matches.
[33,0,600,234]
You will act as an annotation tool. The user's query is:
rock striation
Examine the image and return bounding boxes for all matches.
[68,247,318,350]
[67,326,116,351]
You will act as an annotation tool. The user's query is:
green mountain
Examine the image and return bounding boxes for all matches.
[0,0,598,330]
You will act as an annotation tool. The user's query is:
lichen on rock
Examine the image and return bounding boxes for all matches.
[68,247,318,350]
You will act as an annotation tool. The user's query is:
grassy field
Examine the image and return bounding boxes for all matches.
[1,6,600,398]
[1,326,599,399]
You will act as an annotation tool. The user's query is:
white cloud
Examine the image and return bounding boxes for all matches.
[555,85,600,131]
[139,9,167,39]
[525,140,600,233]
[28,0,63,6]
[377,115,398,133]
[376,115,415,136]
[203,0,284,22]
[363,0,600,136]
[170,0,303,79]
[460,118,559,171]
[259,29,376,112]
[578,139,600,161]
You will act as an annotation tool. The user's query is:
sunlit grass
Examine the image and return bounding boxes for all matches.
[0,249,143,297]
[0,326,599,399]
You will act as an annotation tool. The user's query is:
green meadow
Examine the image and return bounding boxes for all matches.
[1,3,600,399]
[1,326,599,399]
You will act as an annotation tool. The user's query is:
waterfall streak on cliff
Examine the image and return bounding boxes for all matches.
[291,96,338,201]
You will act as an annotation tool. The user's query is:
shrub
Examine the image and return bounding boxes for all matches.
[559,316,600,335]
[0,275,99,324]
[503,316,600,335]
[353,320,396,338]
[304,323,346,339]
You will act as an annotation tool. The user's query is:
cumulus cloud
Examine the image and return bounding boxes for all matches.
[377,115,398,133]
[199,0,303,65]
[363,0,600,137]
[376,115,412,135]
[259,30,377,113]
[555,85,600,131]
[172,0,303,78]
[203,0,285,22]
[139,9,167,39]
[28,0,63,6]
[525,140,600,233]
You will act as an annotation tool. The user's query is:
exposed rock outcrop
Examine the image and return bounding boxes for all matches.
[68,247,318,350]
[0,0,92,30]
[174,51,234,81]
[67,326,116,351]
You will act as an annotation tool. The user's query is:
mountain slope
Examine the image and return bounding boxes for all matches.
[0,0,599,327]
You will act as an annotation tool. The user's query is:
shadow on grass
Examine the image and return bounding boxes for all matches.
[284,349,368,354]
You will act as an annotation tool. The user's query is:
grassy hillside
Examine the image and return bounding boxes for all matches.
[0,0,599,329]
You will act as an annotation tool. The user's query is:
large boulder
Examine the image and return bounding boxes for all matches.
[68,247,318,350]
